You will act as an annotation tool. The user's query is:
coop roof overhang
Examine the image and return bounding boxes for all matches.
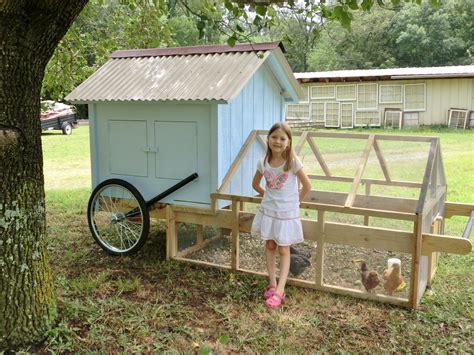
[295,65,474,83]
[66,42,303,103]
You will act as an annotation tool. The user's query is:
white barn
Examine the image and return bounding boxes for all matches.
[286,66,474,129]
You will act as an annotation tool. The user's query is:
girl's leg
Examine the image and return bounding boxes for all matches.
[275,245,290,296]
[265,240,278,287]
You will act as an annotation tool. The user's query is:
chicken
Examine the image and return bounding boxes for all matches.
[383,263,404,296]
[359,261,380,293]
[289,246,311,276]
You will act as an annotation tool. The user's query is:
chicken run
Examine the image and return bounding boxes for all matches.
[88,131,473,308]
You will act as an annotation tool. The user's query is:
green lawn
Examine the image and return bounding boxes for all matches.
[31,125,474,352]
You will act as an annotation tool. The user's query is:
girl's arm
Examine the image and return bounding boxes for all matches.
[296,168,312,202]
[252,170,265,196]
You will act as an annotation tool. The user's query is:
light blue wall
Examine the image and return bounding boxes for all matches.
[217,64,283,197]
[91,102,212,206]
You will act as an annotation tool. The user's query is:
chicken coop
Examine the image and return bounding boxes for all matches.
[149,130,472,308]
[66,42,303,206]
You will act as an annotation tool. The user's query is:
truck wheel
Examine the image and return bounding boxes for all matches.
[62,123,73,135]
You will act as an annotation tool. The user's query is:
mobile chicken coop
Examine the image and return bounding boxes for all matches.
[67,43,473,309]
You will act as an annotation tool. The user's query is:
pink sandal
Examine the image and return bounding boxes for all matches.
[265,292,285,309]
[263,285,276,299]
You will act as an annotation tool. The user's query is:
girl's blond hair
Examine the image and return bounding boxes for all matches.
[264,122,295,172]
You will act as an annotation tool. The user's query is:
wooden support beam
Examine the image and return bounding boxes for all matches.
[364,183,371,226]
[410,214,423,308]
[373,138,391,181]
[307,174,422,188]
[345,134,375,207]
[294,131,308,154]
[166,205,177,260]
[444,202,474,218]
[231,200,240,270]
[256,134,267,150]
[315,211,325,286]
[218,130,257,193]
[307,136,331,176]
[421,233,472,255]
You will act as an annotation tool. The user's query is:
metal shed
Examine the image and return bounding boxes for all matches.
[286,65,474,128]
[66,42,303,207]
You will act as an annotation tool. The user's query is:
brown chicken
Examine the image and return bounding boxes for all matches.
[353,259,380,293]
[383,263,404,296]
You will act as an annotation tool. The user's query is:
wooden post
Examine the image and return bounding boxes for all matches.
[166,205,177,260]
[307,137,331,177]
[427,215,442,284]
[373,138,391,181]
[315,210,325,288]
[294,131,308,154]
[409,213,423,308]
[364,182,371,226]
[231,200,240,270]
[196,224,204,246]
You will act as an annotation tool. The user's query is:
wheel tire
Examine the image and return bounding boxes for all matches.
[87,179,150,256]
[62,123,73,135]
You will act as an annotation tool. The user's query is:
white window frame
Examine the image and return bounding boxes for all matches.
[357,83,378,110]
[340,102,354,129]
[286,104,310,121]
[447,109,469,130]
[355,110,381,127]
[379,84,403,104]
[310,85,336,100]
[403,83,426,112]
[384,109,403,130]
[309,102,325,123]
[324,102,341,128]
[403,112,419,128]
[336,84,356,101]
[299,85,309,104]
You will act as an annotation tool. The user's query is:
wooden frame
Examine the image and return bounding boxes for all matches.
[149,131,472,309]
[447,108,469,130]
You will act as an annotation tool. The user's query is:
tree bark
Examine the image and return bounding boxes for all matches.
[0,1,88,348]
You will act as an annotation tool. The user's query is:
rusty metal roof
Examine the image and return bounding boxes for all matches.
[295,65,474,83]
[66,42,300,103]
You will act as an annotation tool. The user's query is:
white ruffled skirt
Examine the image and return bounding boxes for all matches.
[251,207,304,246]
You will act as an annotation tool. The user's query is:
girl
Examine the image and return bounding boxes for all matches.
[251,122,312,309]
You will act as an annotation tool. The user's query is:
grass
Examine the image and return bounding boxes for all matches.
[22,126,474,352]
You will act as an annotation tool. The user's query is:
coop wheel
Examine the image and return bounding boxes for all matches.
[62,123,73,135]
[87,179,150,256]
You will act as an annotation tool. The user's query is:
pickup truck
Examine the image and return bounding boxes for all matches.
[41,100,77,135]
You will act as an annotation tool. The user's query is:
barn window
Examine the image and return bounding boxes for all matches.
[286,104,310,120]
[404,83,426,111]
[311,85,335,100]
[300,86,309,103]
[357,83,378,110]
[355,110,381,127]
[403,112,419,127]
[448,109,469,130]
[380,85,403,104]
[325,102,340,127]
[309,102,325,123]
[336,84,356,101]
[384,109,403,130]
[340,103,354,129]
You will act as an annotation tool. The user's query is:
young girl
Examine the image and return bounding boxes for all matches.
[251,122,312,309]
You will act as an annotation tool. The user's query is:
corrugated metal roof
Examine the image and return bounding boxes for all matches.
[295,65,474,82]
[66,42,300,103]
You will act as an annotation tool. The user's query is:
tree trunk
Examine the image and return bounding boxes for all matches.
[0,1,87,348]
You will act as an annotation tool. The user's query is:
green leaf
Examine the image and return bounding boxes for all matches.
[255,5,267,16]
[218,334,230,344]
[196,20,205,31]
[227,36,237,47]
[391,0,401,4]
[236,24,244,32]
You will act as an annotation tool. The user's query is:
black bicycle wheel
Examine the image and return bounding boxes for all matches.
[87,179,150,255]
